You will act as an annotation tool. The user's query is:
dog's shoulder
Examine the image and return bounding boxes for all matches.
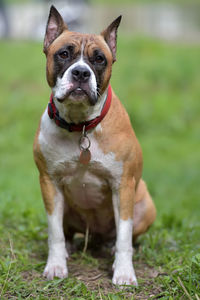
[93,90,143,182]
[95,91,142,160]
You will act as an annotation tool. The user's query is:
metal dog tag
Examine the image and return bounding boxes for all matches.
[79,125,91,165]
[79,149,91,164]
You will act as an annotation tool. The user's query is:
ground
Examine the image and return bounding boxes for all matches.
[0,37,200,299]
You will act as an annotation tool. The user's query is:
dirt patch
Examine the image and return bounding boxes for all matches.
[14,237,165,299]
[68,256,163,299]
[15,254,164,299]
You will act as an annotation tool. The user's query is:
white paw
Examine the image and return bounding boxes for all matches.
[112,261,138,286]
[112,268,138,286]
[43,260,68,280]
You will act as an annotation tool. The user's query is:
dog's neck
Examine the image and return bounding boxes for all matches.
[53,87,108,125]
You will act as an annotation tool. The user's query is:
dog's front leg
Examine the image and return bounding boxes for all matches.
[40,176,68,280]
[112,177,138,286]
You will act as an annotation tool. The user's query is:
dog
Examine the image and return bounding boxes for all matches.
[33,5,156,286]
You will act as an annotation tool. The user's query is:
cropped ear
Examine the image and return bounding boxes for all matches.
[101,15,122,63]
[43,5,68,54]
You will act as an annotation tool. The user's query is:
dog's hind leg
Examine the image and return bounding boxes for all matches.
[133,179,156,241]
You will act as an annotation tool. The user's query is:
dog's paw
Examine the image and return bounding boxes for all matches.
[112,264,138,286]
[112,270,138,286]
[43,261,68,280]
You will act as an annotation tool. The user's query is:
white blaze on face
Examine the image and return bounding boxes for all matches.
[52,45,97,101]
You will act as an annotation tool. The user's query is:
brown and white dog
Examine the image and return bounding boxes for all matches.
[33,6,156,286]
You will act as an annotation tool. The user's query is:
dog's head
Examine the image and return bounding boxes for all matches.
[44,6,121,107]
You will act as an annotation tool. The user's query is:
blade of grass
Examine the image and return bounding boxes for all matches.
[177,276,192,300]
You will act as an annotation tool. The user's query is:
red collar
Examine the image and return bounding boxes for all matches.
[48,85,112,132]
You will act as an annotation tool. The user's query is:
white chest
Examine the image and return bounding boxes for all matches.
[39,110,123,209]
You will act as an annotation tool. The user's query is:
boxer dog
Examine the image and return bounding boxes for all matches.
[33,6,156,286]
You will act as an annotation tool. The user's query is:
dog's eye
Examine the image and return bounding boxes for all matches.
[59,51,69,59]
[95,55,104,64]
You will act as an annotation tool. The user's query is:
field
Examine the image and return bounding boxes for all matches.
[0,36,200,299]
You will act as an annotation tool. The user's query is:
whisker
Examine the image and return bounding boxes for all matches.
[96,88,102,98]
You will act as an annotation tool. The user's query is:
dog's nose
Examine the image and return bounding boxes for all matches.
[72,66,91,82]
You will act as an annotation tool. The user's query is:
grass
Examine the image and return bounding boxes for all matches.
[0,36,200,299]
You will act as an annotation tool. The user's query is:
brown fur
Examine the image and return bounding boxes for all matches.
[133,179,156,239]
[35,19,156,237]
[33,122,55,215]
[46,31,113,94]
[94,89,143,220]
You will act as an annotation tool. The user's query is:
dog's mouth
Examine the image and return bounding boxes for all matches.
[69,87,88,98]
[57,85,97,105]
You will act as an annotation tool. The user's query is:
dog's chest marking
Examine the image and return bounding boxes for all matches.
[39,110,123,210]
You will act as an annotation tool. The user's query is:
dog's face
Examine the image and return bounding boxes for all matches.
[44,6,121,106]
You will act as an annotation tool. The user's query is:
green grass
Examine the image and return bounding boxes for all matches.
[0,37,200,299]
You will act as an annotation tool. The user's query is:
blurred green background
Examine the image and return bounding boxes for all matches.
[1,0,199,226]
[0,0,200,298]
